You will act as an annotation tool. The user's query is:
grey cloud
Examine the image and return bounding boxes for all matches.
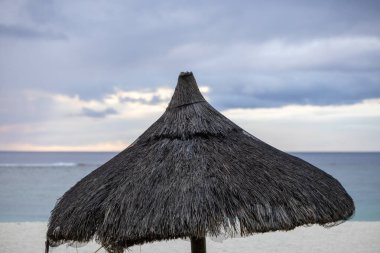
[81,107,118,118]
[150,95,165,105]
[119,95,167,105]
[0,24,67,40]
[209,72,380,109]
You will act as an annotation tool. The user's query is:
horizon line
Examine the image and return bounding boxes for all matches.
[1,150,379,153]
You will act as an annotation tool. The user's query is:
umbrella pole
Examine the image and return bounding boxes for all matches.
[191,237,206,253]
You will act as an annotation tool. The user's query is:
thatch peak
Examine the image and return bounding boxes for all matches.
[167,72,206,109]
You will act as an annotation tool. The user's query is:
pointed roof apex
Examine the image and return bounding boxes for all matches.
[167,72,206,109]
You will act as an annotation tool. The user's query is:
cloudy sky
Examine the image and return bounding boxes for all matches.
[0,0,379,151]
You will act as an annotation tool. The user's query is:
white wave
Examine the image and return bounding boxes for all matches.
[0,162,80,167]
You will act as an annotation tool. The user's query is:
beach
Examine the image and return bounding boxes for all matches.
[1,222,379,253]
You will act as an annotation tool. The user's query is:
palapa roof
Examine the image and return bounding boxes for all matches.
[47,72,354,252]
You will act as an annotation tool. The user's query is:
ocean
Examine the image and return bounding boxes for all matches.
[0,151,379,222]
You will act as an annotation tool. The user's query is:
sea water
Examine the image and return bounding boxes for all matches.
[0,152,379,222]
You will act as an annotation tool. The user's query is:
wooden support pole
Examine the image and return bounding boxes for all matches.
[191,237,206,253]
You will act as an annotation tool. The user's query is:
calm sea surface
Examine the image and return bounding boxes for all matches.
[0,152,379,222]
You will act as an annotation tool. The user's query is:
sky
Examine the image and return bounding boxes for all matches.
[0,0,379,152]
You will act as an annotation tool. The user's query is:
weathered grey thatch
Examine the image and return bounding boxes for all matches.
[46,72,355,253]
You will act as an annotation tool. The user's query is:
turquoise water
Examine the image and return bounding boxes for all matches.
[0,152,378,222]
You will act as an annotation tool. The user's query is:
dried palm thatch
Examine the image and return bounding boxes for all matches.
[46,72,354,253]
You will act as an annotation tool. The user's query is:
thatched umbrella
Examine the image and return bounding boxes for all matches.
[46,72,354,253]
